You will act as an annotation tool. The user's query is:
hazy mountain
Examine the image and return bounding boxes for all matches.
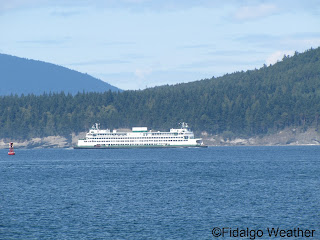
[0,54,120,95]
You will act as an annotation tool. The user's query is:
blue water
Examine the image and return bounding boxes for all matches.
[0,147,319,239]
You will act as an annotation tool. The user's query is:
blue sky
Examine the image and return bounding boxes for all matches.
[1,0,320,90]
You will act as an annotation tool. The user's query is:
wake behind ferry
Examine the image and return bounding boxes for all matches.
[74,123,207,149]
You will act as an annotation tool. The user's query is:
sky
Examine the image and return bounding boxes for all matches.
[1,0,320,90]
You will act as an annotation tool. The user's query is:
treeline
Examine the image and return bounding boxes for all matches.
[1,47,320,139]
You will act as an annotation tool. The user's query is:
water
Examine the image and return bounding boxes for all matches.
[0,146,319,239]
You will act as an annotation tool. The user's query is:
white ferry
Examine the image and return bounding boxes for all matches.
[74,123,207,149]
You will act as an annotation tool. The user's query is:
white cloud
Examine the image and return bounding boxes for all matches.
[0,0,42,12]
[234,3,278,21]
[134,68,152,79]
[266,50,295,65]
[0,0,231,13]
[300,38,320,47]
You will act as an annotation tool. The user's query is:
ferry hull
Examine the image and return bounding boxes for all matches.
[74,145,207,149]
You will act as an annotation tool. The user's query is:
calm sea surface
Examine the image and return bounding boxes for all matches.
[0,146,319,240]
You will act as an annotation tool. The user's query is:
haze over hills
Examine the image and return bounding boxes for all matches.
[0,54,121,95]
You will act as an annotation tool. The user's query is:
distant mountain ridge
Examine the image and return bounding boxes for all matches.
[0,54,120,95]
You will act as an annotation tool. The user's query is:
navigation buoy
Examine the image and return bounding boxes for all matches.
[8,142,15,155]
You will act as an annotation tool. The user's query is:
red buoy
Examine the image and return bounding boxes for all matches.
[8,142,15,155]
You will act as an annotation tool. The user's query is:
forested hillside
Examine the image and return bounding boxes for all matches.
[1,47,319,139]
[0,54,120,95]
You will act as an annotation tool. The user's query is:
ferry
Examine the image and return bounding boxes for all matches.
[74,123,207,149]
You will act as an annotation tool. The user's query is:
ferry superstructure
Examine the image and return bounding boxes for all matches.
[75,123,206,149]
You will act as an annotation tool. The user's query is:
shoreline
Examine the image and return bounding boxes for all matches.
[1,127,320,149]
[202,127,320,146]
